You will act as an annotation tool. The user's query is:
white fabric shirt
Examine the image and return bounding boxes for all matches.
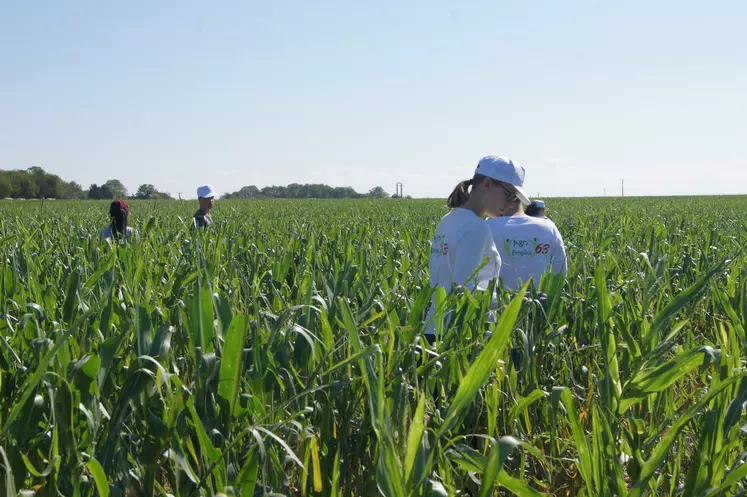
[487,215,567,290]
[101,226,135,240]
[426,208,501,334]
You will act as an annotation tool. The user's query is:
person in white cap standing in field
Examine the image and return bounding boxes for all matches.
[425,156,531,342]
[488,194,566,291]
[194,184,217,228]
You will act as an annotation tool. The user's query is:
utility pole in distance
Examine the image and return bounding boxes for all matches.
[621,178,625,197]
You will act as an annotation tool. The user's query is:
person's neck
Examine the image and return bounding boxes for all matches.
[461,197,484,218]
[502,204,525,217]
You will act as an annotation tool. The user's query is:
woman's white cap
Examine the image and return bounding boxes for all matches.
[475,156,530,205]
[197,184,217,199]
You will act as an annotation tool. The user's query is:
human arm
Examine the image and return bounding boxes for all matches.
[552,228,568,275]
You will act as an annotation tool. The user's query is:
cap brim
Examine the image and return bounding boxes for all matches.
[515,186,530,205]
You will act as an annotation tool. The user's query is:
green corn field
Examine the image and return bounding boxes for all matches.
[0,197,746,497]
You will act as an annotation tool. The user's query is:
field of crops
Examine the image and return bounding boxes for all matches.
[0,196,746,497]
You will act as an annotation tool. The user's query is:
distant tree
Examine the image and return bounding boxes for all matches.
[103,179,127,199]
[28,167,49,198]
[367,186,388,199]
[286,183,303,199]
[333,186,360,198]
[306,184,324,198]
[223,185,260,199]
[61,181,85,199]
[239,185,260,198]
[10,171,39,198]
[88,184,103,200]
[261,186,281,198]
[224,182,369,199]
[135,183,158,199]
[0,173,11,198]
[37,173,63,199]
[153,191,173,200]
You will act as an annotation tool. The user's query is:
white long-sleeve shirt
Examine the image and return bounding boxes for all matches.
[426,208,501,335]
[487,215,567,290]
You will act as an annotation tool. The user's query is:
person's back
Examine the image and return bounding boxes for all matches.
[102,225,135,240]
[102,200,136,242]
[429,208,500,294]
[488,215,566,290]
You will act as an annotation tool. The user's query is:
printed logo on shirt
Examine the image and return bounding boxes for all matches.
[531,237,551,255]
[503,237,551,258]
[431,233,448,256]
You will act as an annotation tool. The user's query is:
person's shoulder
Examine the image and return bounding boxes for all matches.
[528,217,563,236]
[457,217,492,242]
[486,217,509,228]
[534,216,559,229]
[522,215,555,227]
[545,219,564,239]
[436,208,468,230]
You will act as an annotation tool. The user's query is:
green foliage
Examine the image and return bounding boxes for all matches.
[0,167,85,199]
[0,196,745,496]
[135,183,159,199]
[102,179,128,200]
[134,184,173,200]
[222,182,387,199]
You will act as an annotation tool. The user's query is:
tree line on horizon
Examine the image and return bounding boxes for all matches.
[221,184,394,199]
[0,167,401,201]
[0,167,172,200]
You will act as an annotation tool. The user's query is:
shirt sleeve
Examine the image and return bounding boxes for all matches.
[552,227,568,275]
[452,226,496,291]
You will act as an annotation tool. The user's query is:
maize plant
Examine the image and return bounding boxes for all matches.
[0,197,745,496]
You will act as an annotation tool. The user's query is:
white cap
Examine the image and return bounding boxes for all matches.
[197,184,217,199]
[475,156,530,205]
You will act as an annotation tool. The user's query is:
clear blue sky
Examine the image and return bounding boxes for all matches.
[1,0,745,198]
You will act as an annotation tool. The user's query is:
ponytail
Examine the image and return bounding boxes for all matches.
[109,200,129,240]
[447,174,488,209]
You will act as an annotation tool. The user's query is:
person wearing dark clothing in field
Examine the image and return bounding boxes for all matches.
[102,200,135,241]
[525,199,547,218]
[194,184,216,228]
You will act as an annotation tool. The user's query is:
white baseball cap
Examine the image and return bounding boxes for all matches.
[475,156,530,205]
[196,184,217,199]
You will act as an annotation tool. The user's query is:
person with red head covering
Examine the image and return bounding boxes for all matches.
[102,200,135,241]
